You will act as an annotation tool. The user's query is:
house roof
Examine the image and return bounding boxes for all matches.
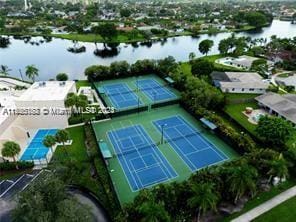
[255,92,296,124]
[211,72,269,89]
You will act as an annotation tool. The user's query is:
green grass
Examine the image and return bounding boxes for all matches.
[75,80,91,90]
[0,169,33,180]
[277,73,292,78]
[92,104,238,204]
[221,179,296,222]
[51,126,101,195]
[224,102,259,136]
[225,93,260,101]
[253,196,296,222]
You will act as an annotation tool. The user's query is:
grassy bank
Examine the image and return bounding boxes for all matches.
[253,196,296,222]
[221,179,296,222]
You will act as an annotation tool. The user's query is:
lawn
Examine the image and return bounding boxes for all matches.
[224,102,259,136]
[51,126,100,193]
[225,93,260,102]
[221,179,296,222]
[253,196,296,222]
[75,80,91,90]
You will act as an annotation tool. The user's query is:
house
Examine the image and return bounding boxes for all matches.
[255,92,296,125]
[216,55,274,71]
[211,71,269,94]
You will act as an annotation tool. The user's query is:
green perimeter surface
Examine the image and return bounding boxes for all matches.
[92,105,238,204]
[253,196,296,222]
[93,74,180,110]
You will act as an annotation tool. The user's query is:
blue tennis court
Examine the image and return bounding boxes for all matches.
[153,116,228,171]
[108,125,177,191]
[20,129,58,161]
[136,79,177,102]
[103,83,142,109]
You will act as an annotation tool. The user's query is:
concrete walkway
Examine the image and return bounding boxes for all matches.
[232,185,296,222]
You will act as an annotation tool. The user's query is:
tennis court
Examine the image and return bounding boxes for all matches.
[108,125,177,191]
[20,129,58,161]
[136,79,177,102]
[153,115,228,171]
[102,83,141,109]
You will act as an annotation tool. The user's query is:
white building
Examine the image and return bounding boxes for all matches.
[0,81,76,160]
[211,71,269,94]
[14,81,76,129]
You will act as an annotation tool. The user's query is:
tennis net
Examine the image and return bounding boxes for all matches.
[105,88,137,97]
[114,142,158,157]
[164,130,202,143]
[137,83,166,92]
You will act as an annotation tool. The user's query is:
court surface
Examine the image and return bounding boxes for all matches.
[20,129,58,161]
[103,83,141,109]
[136,79,177,102]
[108,125,177,191]
[153,115,228,171]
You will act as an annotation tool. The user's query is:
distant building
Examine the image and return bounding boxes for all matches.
[216,55,274,71]
[255,92,296,125]
[211,71,269,94]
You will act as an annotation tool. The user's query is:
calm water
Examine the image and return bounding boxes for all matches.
[1,20,295,80]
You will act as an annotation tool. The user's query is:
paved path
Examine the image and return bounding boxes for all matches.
[232,185,296,222]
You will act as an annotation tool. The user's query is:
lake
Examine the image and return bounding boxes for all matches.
[0,20,295,81]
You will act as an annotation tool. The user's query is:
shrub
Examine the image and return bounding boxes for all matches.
[0,161,34,171]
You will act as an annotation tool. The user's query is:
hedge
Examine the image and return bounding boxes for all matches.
[0,161,34,171]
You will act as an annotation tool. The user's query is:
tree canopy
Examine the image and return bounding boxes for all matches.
[256,116,295,147]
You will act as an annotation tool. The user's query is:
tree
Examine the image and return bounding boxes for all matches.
[218,38,232,54]
[0,65,11,76]
[2,141,21,169]
[92,23,117,45]
[189,52,196,61]
[256,116,294,147]
[245,12,268,28]
[251,59,268,76]
[187,182,219,222]
[267,153,289,182]
[226,161,258,203]
[137,201,170,222]
[56,73,68,81]
[65,93,88,117]
[55,130,70,156]
[12,174,91,222]
[198,39,214,56]
[120,8,131,17]
[25,65,39,82]
[43,135,56,154]
[110,61,130,76]
[191,59,214,77]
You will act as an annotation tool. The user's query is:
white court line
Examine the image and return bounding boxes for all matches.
[175,115,229,161]
[107,127,139,192]
[134,125,178,179]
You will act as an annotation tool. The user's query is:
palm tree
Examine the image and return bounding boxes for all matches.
[138,201,170,222]
[1,141,21,169]
[55,129,70,156]
[0,65,11,76]
[65,93,88,117]
[43,135,56,154]
[187,182,219,222]
[268,153,289,183]
[25,65,39,82]
[226,162,258,204]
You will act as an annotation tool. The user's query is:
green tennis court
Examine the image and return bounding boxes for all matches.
[93,74,180,111]
[92,105,238,204]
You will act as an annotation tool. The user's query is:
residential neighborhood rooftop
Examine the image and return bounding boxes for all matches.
[255,92,296,124]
